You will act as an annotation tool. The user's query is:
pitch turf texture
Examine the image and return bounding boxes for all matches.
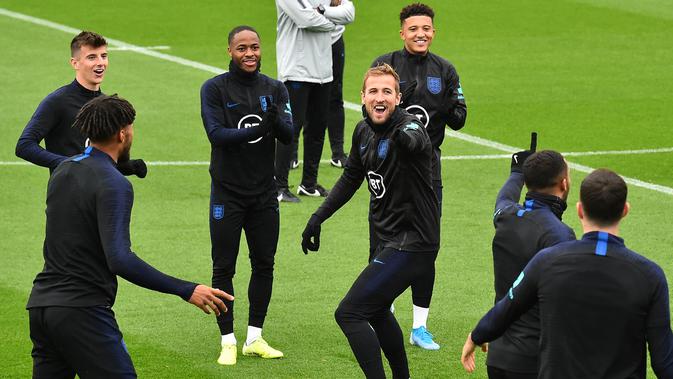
[1,0,672,377]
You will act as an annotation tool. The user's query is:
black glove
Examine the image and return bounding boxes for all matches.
[301,215,322,254]
[511,132,537,173]
[259,103,278,136]
[117,159,147,178]
[391,125,413,151]
[400,80,417,106]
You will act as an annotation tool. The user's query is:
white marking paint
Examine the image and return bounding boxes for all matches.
[2,7,672,196]
[108,45,171,51]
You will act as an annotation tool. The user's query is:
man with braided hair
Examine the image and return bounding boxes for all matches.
[27,94,232,378]
[15,31,146,178]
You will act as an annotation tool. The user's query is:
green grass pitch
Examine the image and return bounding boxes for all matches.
[1,0,673,377]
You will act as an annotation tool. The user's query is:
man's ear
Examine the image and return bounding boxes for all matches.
[117,128,126,143]
[576,201,584,221]
[622,201,630,220]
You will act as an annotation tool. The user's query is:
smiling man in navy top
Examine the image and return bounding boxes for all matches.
[15,31,146,177]
[461,169,673,379]
[200,25,293,365]
[27,95,232,379]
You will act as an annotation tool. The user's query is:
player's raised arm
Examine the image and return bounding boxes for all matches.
[494,132,538,212]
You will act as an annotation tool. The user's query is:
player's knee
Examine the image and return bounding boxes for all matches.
[212,266,235,280]
[250,256,275,277]
[334,301,355,327]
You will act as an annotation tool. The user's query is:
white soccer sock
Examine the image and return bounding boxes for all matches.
[221,333,236,346]
[412,305,430,329]
[246,326,262,346]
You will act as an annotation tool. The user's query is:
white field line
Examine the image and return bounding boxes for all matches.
[2,7,672,196]
[2,146,671,166]
[108,45,171,51]
[444,131,673,196]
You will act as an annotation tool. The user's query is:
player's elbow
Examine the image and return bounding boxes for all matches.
[15,138,30,160]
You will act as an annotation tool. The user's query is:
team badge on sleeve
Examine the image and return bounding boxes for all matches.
[366,171,386,199]
[427,76,441,95]
[212,204,225,220]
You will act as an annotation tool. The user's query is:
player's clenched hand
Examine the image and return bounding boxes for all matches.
[460,333,487,373]
[510,132,537,173]
[301,215,322,254]
[117,159,148,178]
[259,104,278,136]
[189,285,234,316]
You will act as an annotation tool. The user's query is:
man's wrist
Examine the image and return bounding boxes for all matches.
[316,4,326,14]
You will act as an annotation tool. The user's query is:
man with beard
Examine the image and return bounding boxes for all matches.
[486,142,576,379]
[301,63,439,379]
[26,95,232,378]
[15,31,146,178]
[200,25,293,365]
[371,3,467,348]
[462,169,673,379]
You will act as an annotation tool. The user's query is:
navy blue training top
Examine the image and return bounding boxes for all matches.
[16,79,101,171]
[27,147,196,308]
[200,61,293,196]
[473,232,673,379]
[487,171,575,373]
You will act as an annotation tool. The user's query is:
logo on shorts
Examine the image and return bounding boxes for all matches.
[238,114,264,144]
[366,171,386,199]
[427,76,441,95]
[377,139,389,159]
[405,105,429,128]
[213,204,224,220]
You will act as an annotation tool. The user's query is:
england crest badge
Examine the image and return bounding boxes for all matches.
[427,76,441,95]
[259,95,273,112]
[212,204,224,220]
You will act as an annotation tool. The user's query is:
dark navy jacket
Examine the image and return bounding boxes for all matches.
[474,232,673,379]
[27,147,196,309]
[314,107,439,252]
[200,61,293,196]
[487,171,575,373]
[373,49,467,183]
[16,80,101,172]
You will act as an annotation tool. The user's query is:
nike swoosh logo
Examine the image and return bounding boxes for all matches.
[226,102,239,108]
[373,258,385,265]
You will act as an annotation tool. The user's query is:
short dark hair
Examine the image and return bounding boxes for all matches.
[400,3,435,25]
[523,150,567,191]
[228,25,259,45]
[362,63,401,94]
[70,31,107,57]
[580,169,627,226]
[73,95,136,142]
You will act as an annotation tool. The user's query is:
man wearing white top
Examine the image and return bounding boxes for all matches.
[274,0,355,202]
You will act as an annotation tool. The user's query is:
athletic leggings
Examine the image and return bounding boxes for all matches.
[276,80,330,189]
[335,248,438,378]
[327,36,346,160]
[210,184,279,335]
[368,183,441,308]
